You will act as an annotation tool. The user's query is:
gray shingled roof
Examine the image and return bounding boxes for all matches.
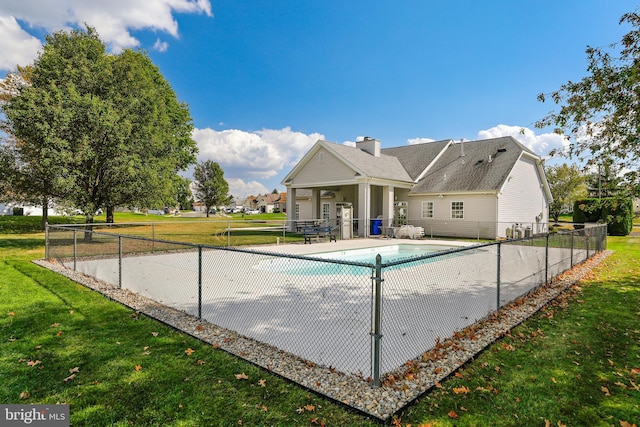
[410,136,531,193]
[381,139,452,180]
[322,141,413,182]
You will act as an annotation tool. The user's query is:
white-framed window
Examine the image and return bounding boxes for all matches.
[421,201,434,218]
[295,204,300,220]
[322,203,330,221]
[451,201,464,219]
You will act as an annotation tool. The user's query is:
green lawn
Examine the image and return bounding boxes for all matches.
[1,216,639,426]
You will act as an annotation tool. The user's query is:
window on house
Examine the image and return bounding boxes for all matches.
[322,203,330,222]
[421,201,434,218]
[451,201,464,219]
[318,151,325,163]
[295,204,300,220]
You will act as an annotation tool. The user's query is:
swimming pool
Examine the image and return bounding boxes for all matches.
[254,244,459,275]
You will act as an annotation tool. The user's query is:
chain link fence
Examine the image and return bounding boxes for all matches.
[45,223,607,385]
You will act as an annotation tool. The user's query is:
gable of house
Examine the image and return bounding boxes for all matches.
[283,140,413,186]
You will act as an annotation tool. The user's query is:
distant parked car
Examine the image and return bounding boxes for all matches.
[245,209,260,215]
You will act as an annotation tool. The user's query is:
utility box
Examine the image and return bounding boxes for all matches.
[338,206,353,240]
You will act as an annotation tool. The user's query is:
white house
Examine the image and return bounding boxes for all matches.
[0,203,57,217]
[281,137,552,239]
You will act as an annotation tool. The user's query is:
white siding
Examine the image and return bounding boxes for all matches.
[498,157,548,234]
[407,194,497,239]
[293,148,356,186]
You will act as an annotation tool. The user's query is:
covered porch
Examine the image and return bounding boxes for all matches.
[285,183,411,238]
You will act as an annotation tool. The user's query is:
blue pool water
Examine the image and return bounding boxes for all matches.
[255,244,460,275]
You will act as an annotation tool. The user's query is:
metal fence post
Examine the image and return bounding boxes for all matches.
[372,254,383,386]
[496,241,501,310]
[73,229,77,271]
[45,223,50,260]
[118,236,122,288]
[545,234,549,285]
[570,231,574,268]
[198,246,203,320]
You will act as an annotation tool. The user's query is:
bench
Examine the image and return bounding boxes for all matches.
[302,226,337,244]
[295,220,316,232]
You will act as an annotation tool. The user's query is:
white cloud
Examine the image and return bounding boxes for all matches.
[192,126,324,180]
[227,178,269,199]
[0,0,212,71]
[153,39,169,52]
[477,124,567,158]
[0,15,41,70]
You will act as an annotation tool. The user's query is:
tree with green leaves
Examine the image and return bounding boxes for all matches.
[536,11,640,171]
[0,65,59,227]
[172,175,194,212]
[585,158,633,199]
[193,160,230,218]
[1,26,197,228]
[544,163,587,223]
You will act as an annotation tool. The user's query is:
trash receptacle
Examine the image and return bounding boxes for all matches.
[370,219,382,235]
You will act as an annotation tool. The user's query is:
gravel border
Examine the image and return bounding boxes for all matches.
[34,250,611,421]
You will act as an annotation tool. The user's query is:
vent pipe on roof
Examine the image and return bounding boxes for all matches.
[460,139,465,157]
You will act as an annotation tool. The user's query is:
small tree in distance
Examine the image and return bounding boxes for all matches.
[544,163,587,223]
[194,160,230,217]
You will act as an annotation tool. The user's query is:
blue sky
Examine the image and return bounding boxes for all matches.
[0,1,635,198]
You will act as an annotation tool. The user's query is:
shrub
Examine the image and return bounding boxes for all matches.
[573,197,633,236]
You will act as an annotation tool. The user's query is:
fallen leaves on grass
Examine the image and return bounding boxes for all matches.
[19,391,30,399]
[26,360,41,367]
[620,421,638,427]
[296,405,315,414]
[448,410,459,419]
[258,379,266,387]
[453,386,471,394]
[184,348,195,356]
[135,364,142,371]
[63,373,76,382]
[235,372,248,380]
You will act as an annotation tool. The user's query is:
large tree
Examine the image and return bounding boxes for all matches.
[536,11,640,170]
[544,163,587,223]
[0,65,61,228]
[193,160,230,217]
[1,26,197,227]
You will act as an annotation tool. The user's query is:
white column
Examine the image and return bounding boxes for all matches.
[358,181,370,237]
[286,187,296,232]
[382,185,394,228]
[311,189,321,223]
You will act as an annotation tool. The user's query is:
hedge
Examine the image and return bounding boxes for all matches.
[573,197,633,236]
